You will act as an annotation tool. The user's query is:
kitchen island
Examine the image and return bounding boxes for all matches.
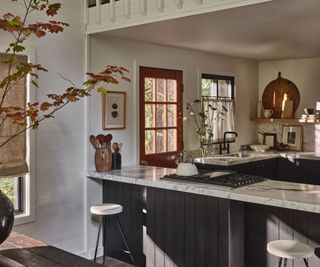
[88,165,320,267]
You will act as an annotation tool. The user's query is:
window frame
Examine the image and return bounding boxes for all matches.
[0,46,36,225]
[201,73,235,100]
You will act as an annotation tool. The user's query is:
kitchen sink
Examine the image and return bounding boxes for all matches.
[194,153,254,165]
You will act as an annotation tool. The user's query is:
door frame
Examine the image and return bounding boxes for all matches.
[132,61,186,165]
[139,66,184,167]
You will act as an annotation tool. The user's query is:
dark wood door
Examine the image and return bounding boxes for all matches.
[139,67,183,168]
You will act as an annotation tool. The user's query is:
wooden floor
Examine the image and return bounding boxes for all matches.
[96,256,133,267]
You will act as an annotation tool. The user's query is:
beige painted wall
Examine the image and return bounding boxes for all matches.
[259,58,320,152]
[88,35,259,167]
[259,57,320,117]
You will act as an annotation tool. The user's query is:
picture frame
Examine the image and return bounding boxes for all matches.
[281,125,303,151]
[263,133,277,148]
[102,91,126,130]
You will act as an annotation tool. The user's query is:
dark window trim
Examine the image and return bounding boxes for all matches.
[15,176,23,214]
[201,73,235,100]
[88,0,120,8]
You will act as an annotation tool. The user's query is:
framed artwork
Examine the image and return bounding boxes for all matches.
[102,91,126,130]
[263,133,277,148]
[282,125,303,151]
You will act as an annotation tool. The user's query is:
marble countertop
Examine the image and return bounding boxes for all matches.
[87,165,320,214]
[194,151,320,166]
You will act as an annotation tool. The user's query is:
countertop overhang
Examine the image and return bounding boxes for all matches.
[87,165,320,214]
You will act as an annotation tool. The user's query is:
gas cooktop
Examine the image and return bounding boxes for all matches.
[162,171,265,188]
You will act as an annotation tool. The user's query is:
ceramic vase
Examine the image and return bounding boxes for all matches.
[0,190,14,244]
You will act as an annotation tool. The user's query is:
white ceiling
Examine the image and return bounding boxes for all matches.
[101,0,320,60]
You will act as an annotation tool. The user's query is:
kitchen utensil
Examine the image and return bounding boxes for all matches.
[262,72,300,118]
[96,134,106,147]
[90,135,100,149]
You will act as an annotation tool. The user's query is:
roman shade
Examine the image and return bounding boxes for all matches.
[0,54,28,177]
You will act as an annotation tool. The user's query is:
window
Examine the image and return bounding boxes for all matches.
[0,48,35,225]
[201,73,234,99]
[88,0,119,7]
[201,73,235,140]
[0,176,23,213]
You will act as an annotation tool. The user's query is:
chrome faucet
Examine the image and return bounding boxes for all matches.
[219,131,238,154]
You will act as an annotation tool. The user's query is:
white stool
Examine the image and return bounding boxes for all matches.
[90,204,136,266]
[267,240,314,267]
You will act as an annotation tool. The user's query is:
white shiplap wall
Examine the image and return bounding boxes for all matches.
[0,0,87,255]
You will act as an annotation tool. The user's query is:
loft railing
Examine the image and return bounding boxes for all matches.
[84,0,274,34]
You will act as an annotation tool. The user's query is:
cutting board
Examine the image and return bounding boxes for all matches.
[262,72,300,118]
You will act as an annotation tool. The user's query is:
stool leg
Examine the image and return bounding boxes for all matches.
[303,258,309,267]
[94,216,102,263]
[115,215,136,266]
[284,258,288,267]
[279,258,283,267]
[102,216,105,264]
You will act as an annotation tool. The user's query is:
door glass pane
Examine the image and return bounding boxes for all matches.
[145,104,155,128]
[156,79,166,102]
[145,78,155,101]
[167,79,177,102]
[167,129,177,152]
[145,130,155,154]
[167,104,177,127]
[156,129,166,153]
[156,104,166,127]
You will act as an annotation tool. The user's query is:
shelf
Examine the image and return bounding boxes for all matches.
[250,118,320,125]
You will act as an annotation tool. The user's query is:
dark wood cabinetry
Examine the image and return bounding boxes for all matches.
[197,157,320,185]
[147,187,244,267]
[102,180,146,267]
[277,158,320,185]
[101,179,320,267]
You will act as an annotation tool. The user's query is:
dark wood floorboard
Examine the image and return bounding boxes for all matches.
[96,256,133,267]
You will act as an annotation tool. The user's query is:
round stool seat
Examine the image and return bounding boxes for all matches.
[267,240,314,259]
[90,204,123,216]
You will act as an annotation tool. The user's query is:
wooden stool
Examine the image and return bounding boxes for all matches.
[90,204,136,266]
[267,240,314,267]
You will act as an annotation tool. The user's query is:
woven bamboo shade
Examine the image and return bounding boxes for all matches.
[0,54,28,177]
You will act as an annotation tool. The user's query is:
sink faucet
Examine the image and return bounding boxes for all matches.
[219,131,238,154]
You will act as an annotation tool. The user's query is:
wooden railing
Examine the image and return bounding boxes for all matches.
[85,0,274,34]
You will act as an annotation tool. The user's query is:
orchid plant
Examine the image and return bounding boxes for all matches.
[0,0,130,149]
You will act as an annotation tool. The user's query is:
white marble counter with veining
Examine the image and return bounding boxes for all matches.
[87,165,320,214]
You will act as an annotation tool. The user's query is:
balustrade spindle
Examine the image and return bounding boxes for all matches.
[124,0,131,18]
[140,0,147,15]
[175,0,183,9]
[96,0,101,24]
[157,0,164,12]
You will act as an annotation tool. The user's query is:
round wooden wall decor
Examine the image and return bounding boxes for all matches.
[262,72,300,118]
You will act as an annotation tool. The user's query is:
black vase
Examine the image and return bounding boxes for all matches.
[0,190,14,244]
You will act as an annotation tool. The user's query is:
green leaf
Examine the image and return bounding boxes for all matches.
[97,87,108,96]
[13,45,25,52]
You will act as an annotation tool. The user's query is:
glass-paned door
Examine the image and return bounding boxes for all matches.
[140,67,183,168]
